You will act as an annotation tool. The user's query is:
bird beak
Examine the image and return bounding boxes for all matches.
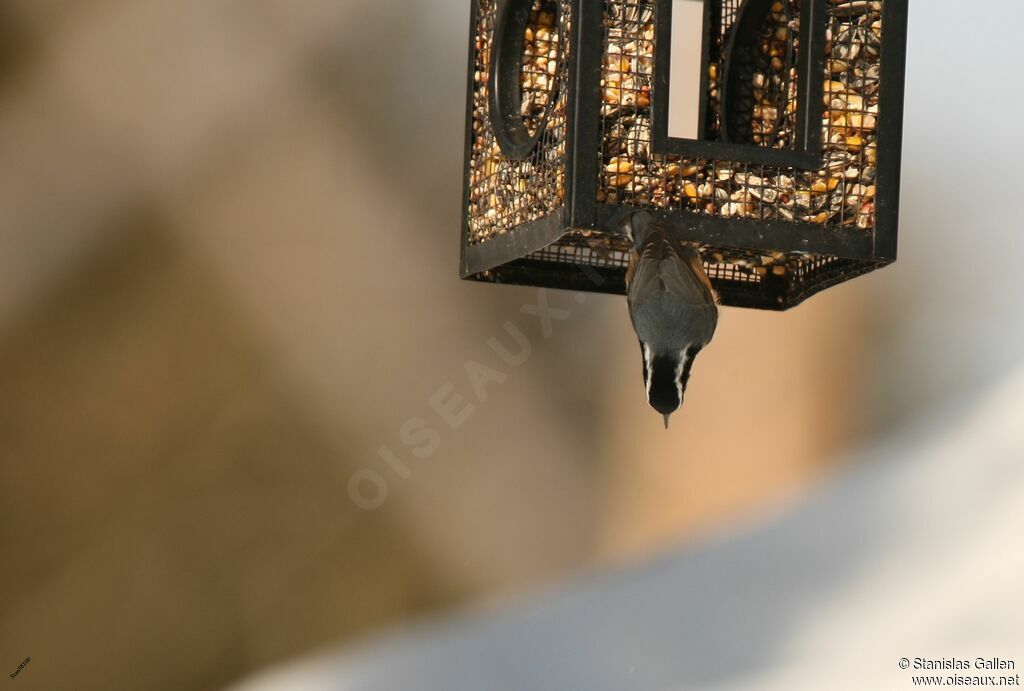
[663,414,671,429]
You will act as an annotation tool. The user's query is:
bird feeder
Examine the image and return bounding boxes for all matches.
[459,0,908,309]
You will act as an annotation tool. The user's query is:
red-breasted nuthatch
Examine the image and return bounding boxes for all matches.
[622,211,719,428]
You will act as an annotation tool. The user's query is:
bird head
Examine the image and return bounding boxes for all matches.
[642,344,702,428]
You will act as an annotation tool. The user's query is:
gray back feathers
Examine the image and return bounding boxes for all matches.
[625,214,718,355]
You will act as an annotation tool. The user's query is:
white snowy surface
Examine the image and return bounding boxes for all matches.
[227,365,1024,691]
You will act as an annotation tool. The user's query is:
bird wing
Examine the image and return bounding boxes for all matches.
[630,221,718,344]
[626,237,666,305]
[659,251,717,309]
[660,228,716,298]
[631,222,715,307]
[627,219,718,340]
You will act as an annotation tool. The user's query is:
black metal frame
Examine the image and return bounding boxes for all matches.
[488,0,565,159]
[650,0,827,168]
[471,254,886,311]
[460,0,910,310]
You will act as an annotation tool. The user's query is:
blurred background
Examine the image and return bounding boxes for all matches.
[0,1,1021,690]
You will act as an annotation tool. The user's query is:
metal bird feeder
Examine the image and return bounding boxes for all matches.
[460,0,908,309]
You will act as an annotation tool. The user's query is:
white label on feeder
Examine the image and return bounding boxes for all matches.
[668,0,705,140]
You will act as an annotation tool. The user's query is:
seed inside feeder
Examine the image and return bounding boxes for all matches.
[461,0,905,311]
[466,0,570,244]
[598,0,882,231]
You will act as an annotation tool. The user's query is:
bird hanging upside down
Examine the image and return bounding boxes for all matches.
[622,211,719,428]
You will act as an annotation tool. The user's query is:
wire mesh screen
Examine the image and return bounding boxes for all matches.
[474,231,880,310]
[466,0,571,245]
[598,0,882,232]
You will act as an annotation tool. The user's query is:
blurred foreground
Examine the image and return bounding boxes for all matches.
[232,363,1024,691]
